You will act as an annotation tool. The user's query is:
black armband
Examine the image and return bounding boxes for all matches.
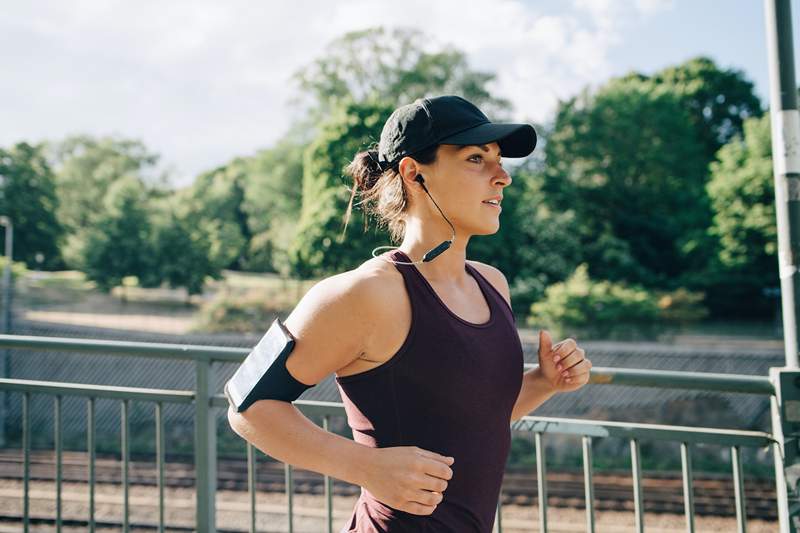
[224,318,313,412]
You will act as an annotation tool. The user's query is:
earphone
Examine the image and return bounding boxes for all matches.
[372,174,457,266]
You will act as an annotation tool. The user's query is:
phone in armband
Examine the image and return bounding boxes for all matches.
[224,317,311,412]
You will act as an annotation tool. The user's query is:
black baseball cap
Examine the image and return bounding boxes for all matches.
[377,95,537,169]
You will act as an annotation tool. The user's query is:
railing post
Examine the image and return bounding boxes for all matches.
[770,367,800,532]
[195,359,217,532]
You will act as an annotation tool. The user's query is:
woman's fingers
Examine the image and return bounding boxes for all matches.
[554,347,585,371]
[418,473,449,493]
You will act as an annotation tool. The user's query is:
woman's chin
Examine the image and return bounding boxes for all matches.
[472,221,501,236]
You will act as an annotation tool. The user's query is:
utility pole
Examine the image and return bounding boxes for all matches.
[765,1,800,530]
[0,216,11,448]
[766,0,800,370]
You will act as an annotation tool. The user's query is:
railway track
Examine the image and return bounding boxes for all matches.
[0,450,778,521]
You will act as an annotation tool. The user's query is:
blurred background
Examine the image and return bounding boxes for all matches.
[0,1,796,530]
[0,0,789,342]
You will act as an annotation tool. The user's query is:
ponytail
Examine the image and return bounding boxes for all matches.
[342,143,439,243]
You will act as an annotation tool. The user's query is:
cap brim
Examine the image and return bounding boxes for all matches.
[439,122,537,158]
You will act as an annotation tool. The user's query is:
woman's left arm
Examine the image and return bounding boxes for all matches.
[510,331,592,422]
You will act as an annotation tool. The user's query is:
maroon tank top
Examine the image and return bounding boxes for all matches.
[336,249,524,532]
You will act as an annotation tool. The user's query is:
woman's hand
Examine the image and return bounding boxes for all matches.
[537,330,592,393]
[360,446,454,515]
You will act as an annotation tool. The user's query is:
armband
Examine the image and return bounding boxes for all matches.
[224,318,313,412]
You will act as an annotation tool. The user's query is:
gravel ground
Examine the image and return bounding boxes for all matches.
[0,479,779,532]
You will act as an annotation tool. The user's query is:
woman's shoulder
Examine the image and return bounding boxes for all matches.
[300,255,404,315]
[280,257,407,384]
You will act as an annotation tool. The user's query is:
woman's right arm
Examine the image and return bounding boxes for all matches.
[227,272,454,515]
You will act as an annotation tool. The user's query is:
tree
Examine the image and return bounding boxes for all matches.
[149,203,220,297]
[241,131,306,274]
[541,79,710,289]
[619,56,763,161]
[703,114,776,317]
[0,142,63,269]
[78,176,153,292]
[51,135,164,232]
[184,161,251,271]
[291,27,512,121]
[288,99,395,277]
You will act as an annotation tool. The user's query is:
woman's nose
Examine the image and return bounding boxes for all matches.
[493,162,512,186]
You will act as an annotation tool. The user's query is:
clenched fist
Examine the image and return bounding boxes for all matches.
[361,446,454,515]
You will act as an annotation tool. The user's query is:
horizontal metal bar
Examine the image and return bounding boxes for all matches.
[0,334,247,363]
[0,335,777,395]
[0,378,194,403]
[221,396,773,447]
[523,363,774,395]
[512,415,775,448]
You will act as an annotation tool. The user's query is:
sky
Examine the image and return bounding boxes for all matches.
[2,0,798,188]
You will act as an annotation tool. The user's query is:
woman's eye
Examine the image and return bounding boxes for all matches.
[468,154,503,166]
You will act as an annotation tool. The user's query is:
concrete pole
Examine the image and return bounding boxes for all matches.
[765,0,800,369]
[0,216,11,448]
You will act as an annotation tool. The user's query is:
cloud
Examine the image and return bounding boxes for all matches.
[0,0,673,186]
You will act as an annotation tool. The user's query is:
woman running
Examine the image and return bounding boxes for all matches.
[228,94,592,532]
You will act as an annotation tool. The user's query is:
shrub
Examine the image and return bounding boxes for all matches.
[0,256,28,280]
[527,263,660,340]
[527,264,709,340]
[654,287,709,323]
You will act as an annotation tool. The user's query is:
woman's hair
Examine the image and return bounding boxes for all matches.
[342,143,439,243]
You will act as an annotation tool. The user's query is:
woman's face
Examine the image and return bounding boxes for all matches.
[413,141,512,236]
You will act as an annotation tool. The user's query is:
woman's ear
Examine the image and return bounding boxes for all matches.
[397,157,424,191]
[397,156,416,179]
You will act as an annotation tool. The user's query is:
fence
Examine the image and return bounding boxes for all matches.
[0,333,796,533]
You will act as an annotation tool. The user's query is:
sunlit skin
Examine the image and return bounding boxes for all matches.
[395,141,592,398]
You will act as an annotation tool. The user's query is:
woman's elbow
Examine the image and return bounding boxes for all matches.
[227,405,248,438]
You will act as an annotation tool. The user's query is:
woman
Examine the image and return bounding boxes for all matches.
[228,95,592,532]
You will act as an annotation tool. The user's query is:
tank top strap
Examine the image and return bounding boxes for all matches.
[385,249,432,304]
[464,261,511,315]
[386,249,506,329]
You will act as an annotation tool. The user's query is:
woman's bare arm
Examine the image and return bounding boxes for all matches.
[227,271,454,515]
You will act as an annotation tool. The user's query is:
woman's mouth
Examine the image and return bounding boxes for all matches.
[482,199,502,211]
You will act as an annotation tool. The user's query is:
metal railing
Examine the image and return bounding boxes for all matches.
[0,333,792,533]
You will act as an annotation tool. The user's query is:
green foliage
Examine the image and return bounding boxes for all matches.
[291,27,511,121]
[77,176,153,292]
[542,77,711,289]
[536,57,763,320]
[184,161,251,271]
[0,142,63,269]
[0,256,29,280]
[289,99,395,277]
[655,287,709,323]
[626,56,763,160]
[528,263,662,340]
[51,135,164,232]
[702,114,776,316]
[148,203,221,295]
[51,135,165,270]
[241,132,306,274]
[527,262,709,338]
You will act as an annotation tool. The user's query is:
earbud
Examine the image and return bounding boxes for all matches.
[411,173,455,262]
